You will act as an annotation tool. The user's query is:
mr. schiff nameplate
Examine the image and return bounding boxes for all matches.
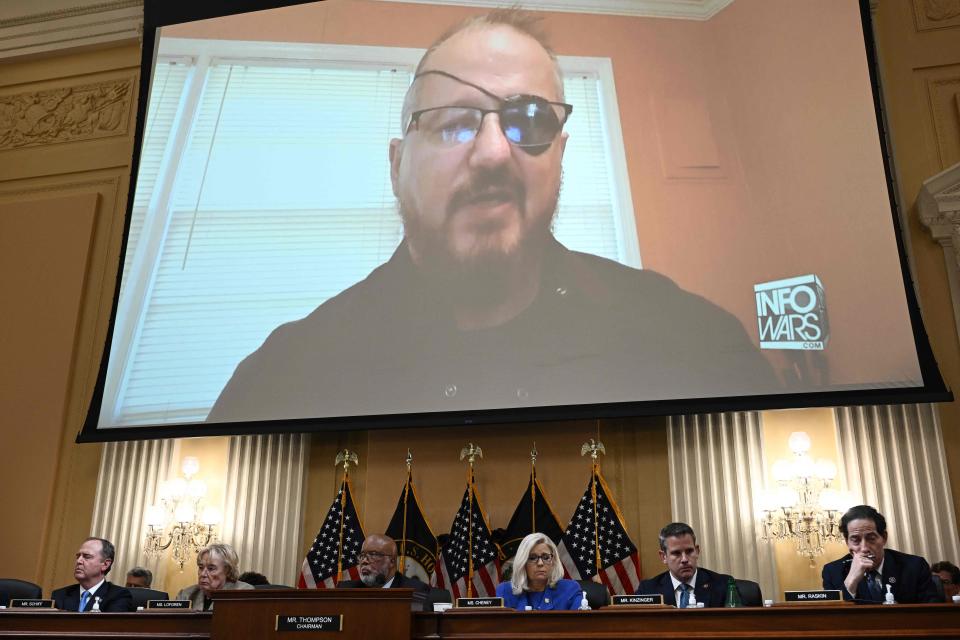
[9,599,53,609]
[455,597,504,608]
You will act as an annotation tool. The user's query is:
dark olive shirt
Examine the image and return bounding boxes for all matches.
[208,238,777,422]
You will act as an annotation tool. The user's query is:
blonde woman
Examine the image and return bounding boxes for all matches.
[495,533,581,611]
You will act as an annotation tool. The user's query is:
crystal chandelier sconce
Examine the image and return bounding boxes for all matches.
[758,432,854,565]
[143,456,222,569]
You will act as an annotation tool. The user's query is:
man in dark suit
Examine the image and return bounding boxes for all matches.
[635,522,732,607]
[822,504,940,604]
[51,537,133,612]
[337,534,429,591]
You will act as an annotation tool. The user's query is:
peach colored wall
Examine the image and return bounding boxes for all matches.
[161,0,918,390]
[709,0,917,387]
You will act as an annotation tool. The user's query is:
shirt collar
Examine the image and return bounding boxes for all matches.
[382,576,395,589]
[669,570,697,592]
[83,578,106,596]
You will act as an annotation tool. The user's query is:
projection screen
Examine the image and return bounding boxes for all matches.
[79,0,949,441]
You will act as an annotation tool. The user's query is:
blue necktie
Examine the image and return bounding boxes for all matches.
[79,590,90,612]
[679,583,691,608]
[866,572,883,602]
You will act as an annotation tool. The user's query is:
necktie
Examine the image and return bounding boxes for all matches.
[679,583,691,608]
[79,590,90,612]
[866,572,883,602]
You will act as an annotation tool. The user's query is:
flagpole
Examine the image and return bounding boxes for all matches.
[460,443,482,598]
[530,443,538,533]
[580,439,606,577]
[400,449,412,574]
[334,449,358,584]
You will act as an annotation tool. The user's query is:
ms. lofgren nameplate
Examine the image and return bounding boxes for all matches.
[276,615,343,631]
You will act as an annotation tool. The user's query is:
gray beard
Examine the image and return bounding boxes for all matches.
[360,572,386,587]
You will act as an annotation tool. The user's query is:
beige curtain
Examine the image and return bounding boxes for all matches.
[220,433,309,586]
[667,411,779,600]
[835,403,960,564]
[91,439,175,588]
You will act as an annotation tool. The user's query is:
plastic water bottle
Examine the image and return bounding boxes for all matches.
[91,597,101,613]
[724,577,742,608]
[579,591,591,611]
[687,590,698,608]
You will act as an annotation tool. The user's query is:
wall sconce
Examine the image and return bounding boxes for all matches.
[143,456,221,569]
[758,432,854,565]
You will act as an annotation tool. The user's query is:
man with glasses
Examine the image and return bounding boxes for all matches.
[635,523,732,607]
[208,9,775,423]
[931,561,960,601]
[337,534,444,608]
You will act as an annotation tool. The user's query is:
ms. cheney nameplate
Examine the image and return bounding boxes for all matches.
[455,597,504,608]
[276,614,343,631]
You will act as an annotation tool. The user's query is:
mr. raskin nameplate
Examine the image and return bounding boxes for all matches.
[612,594,665,606]
[784,590,842,603]
[276,615,343,631]
[456,597,504,608]
[10,599,53,609]
[146,600,191,609]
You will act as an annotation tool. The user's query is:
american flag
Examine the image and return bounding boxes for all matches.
[431,479,500,598]
[297,478,366,588]
[557,468,642,595]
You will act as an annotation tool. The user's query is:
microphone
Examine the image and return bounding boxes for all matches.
[373,573,387,587]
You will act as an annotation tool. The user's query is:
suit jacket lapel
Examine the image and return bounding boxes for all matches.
[695,569,711,607]
[64,585,81,611]
[880,551,898,599]
[660,573,675,606]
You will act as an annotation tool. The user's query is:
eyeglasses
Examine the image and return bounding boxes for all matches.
[406,69,572,155]
[358,551,394,561]
[526,553,555,564]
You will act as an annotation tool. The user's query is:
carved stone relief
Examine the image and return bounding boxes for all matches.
[918,162,960,344]
[0,77,133,151]
[913,0,960,30]
[926,74,960,169]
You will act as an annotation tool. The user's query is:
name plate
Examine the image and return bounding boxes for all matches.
[276,615,343,632]
[455,597,504,608]
[612,594,665,606]
[784,590,842,603]
[10,599,53,609]
[147,600,191,609]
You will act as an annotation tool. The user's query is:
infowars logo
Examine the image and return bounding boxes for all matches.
[754,275,829,350]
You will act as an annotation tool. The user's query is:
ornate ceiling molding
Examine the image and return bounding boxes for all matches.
[0,0,142,60]
[918,162,960,345]
[374,0,735,19]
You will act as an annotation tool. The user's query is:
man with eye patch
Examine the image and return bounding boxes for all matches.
[208,9,776,423]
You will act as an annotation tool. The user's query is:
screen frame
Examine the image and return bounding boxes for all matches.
[76,0,951,443]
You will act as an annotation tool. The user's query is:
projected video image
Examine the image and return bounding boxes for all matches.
[93,0,925,431]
